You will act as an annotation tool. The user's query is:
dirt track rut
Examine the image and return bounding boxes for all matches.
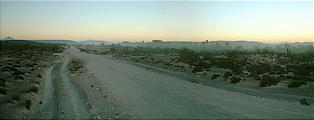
[38,55,90,119]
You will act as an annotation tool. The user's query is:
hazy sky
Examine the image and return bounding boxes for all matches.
[0,1,313,42]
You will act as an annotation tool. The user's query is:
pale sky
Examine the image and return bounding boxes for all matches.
[0,1,313,43]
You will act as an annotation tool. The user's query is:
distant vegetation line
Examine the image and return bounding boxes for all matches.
[78,43,314,89]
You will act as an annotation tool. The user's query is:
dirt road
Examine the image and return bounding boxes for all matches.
[41,47,313,119]
[38,55,90,119]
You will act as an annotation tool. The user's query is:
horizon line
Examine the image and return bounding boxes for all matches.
[2,38,313,44]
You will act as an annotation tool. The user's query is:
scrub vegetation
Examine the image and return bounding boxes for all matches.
[0,40,64,119]
[77,42,314,93]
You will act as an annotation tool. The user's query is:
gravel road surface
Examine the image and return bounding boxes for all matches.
[68,47,313,119]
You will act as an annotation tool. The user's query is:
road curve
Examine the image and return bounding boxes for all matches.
[70,47,314,119]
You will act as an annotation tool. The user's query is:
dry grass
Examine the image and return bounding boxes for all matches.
[68,57,86,73]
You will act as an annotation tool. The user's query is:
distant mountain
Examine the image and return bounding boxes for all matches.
[78,40,112,45]
[32,40,78,45]
[2,36,15,40]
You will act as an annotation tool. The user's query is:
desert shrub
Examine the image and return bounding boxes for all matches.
[232,66,243,74]
[295,63,314,76]
[0,79,8,88]
[211,74,220,80]
[28,87,38,93]
[132,47,176,54]
[259,75,280,87]
[79,48,91,53]
[12,95,20,101]
[0,88,7,95]
[290,52,314,63]
[178,48,200,66]
[25,100,31,110]
[192,66,202,73]
[192,59,212,73]
[68,57,86,72]
[252,73,261,80]
[288,80,307,88]
[272,65,285,74]
[255,63,272,74]
[36,74,42,78]
[300,99,310,106]
[223,72,232,79]
[12,70,25,76]
[189,79,199,83]
[1,40,63,53]
[14,75,24,80]
[209,57,242,74]
[231,76,241,84]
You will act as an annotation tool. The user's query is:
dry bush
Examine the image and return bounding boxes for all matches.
[259,75,280,87]
[68,57,86,72]
[211,74,220,80]
[189,79,199,83]
[288,80,307,88]
[0,88,7,95]
[223,72,232,80]
[300,99,310,106]
[25,100,31,110]
[231,76,241,84]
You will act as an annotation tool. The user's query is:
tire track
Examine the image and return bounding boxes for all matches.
[37,62,59,119]
[38,56,90,119]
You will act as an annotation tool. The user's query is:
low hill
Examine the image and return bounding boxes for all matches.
[2,36,15,40]
[32,40,78,45]
[78,40,112,45]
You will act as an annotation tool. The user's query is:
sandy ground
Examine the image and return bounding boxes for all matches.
[37,55,88,119]
[68,47,313,119]
[37,49,134,119]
